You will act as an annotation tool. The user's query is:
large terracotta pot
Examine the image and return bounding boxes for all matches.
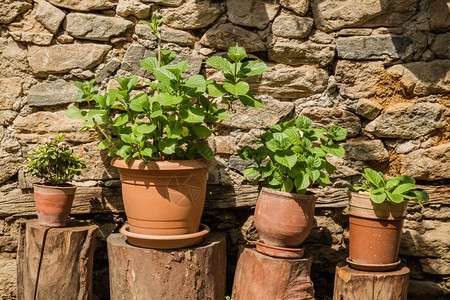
[33,184,76,227]
[112,158,210,236]
[254,187,317,248]
[348,192,408,271]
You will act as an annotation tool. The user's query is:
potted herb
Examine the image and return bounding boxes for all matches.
[66,14,267,248]
[347,168,429,271]
[26,134,86,227]
[238,115,347,258]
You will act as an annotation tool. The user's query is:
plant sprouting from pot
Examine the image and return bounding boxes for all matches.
[238,115,347,194]
[66,14,267,162]
[347,168,429,207]
[26,134,86,186]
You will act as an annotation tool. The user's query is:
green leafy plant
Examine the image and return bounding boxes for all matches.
[26,134,86,186]
[66,14,267,162]
[347,168,429,206]
[238,115,347,194]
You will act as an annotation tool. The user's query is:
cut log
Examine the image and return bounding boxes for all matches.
[333,262,410,300]
[232,247,314,300]
[17,219,98,300]
[107,232,226,300]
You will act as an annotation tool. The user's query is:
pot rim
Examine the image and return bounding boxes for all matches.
[33,183,77,190]
[260,187,316,200]
[120,223,210,240]
[111,157,213,170]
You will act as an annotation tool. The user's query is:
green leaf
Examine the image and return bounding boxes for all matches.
[317,172,332,187]
[153,67,177,83]
[294,173,310,191]
[281,177,294,193]
[160,50,176,66]
[243,167,259,178]
[238,94,263,108]
[321,143,345,157]
[196,143,214,160]
[141,57,158,72]
[241,60,268,76]
[363,168,385,188]
[205,56,232,73]
[392,183,415,195]
[296,115,312,129]
[283,127,301,143]
[411,190,429,203]
[97,139,110,150]
[180,108,205,123]
[386,191,404,203]
[114,113,129,126]
[274,151,297,168]
[141,146,157,158]
[192,125,212,138]
[370,192,387,203]
[136,123,157,134]
[327,126,347,141]
[216,109,231,120]
[155,93,183,106]
[184,75,206,92]
[65,105,86,119]
[223,81,249,96]
[265,139,281,152]
[227,45,247,63]
[158,138,177,154]
[206,82,226,97]
[238,146,255,161]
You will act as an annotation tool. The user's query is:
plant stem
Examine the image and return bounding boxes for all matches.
[92,119,119,152]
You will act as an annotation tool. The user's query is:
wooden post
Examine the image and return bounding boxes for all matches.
[17,219,98,300]
[232,247,314,300]
[333,262,410,300]
[107,233,227,300]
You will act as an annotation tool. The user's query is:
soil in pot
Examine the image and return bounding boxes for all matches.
[348,192,407,271]
[112,158,210,237]
[33,184,77,227]
[254,187,316,257]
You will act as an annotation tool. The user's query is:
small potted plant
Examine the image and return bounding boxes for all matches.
[238,115,347,258]
[66,14,267,249]
[347,168,429,271]
[26,134,86,227]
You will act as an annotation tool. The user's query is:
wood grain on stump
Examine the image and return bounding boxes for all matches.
[333,262,410,300]
[232,247,314,300]
[107,233,226,300]
[17,219,98,300]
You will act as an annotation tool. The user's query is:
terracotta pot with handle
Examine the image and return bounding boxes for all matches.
[112,158,210,238]
[348,192,408,271]
[254,187,317,257]
[33,184,77,227]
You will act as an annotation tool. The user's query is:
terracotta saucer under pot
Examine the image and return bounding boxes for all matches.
[256,240,305,258]
[346,257,402,272]
[120,223,210,249]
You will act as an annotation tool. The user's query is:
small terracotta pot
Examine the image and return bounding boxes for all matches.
[348,192,407,271]
[33,184,76,227]
[112,158,210,237]
[254,187,317,248]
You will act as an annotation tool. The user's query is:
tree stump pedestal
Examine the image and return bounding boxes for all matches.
[232,247,315,300]
[333,262,410,300]
[16,219,98,300]
[107,232,227,300]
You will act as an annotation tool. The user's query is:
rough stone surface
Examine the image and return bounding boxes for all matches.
[74,143,119,180]
[0,0,32,24]
[355,99,382,120]
[430,33,450,59]
[280,0,309,16]
[65,13,133,41]
[47,0,116,11]
[0,78,23,110]
[343,139,389,161]
[116,0,151,18]
[272,14,314,38]
[311,0,419,32]
[35,0,66,34]
[365,103,448,139]
[0,38,29,77]
[335,60,384,99]
[200,24,266,53]
[269,38,335,66]
[401,220,450,258]
[135,24,198,46]
[28,44,111,76]
[0,156,24,184]
[428,0,450,32]
[300,107,361,137]
[8,7,54,46]
[141,0,182,6]
[408,280,447,299]
[226,0,279,29]
[387,60,450,96]
[28,80,78,107]
[253,64,329,99]
[0,257,16,298]
[161,0,224,30]
[419,258,450,275]
[400,144,450,181]
[336,35,412,60]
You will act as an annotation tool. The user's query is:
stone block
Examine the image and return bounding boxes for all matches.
[47,0,116,11]
[28,80,78,107]
[430,33,450,59]
[355,99,382,120]
[0,77,23,110]
[227,0,279,29]
[272,14,313,38]
[280,0,308,16]
[116,0,151,18]
[343,139,389,161]
[0,0,32,24]
[35,0,66,34]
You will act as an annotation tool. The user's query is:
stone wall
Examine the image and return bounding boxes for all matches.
[0,0,449,299]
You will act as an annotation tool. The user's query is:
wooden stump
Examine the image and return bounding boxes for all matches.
[333,262,410,300]
[232,247,314,300]
[107,233,226,300]
[17,219,98,300]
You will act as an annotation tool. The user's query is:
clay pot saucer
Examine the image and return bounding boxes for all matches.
[346,257,402,272]
[256,241,304,258]
[120,223,210,249]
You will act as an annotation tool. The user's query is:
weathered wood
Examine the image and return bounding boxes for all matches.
[17,219,98,300]
[333,262,410,300]
[107,233,226,300]
[232,247,314,300]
